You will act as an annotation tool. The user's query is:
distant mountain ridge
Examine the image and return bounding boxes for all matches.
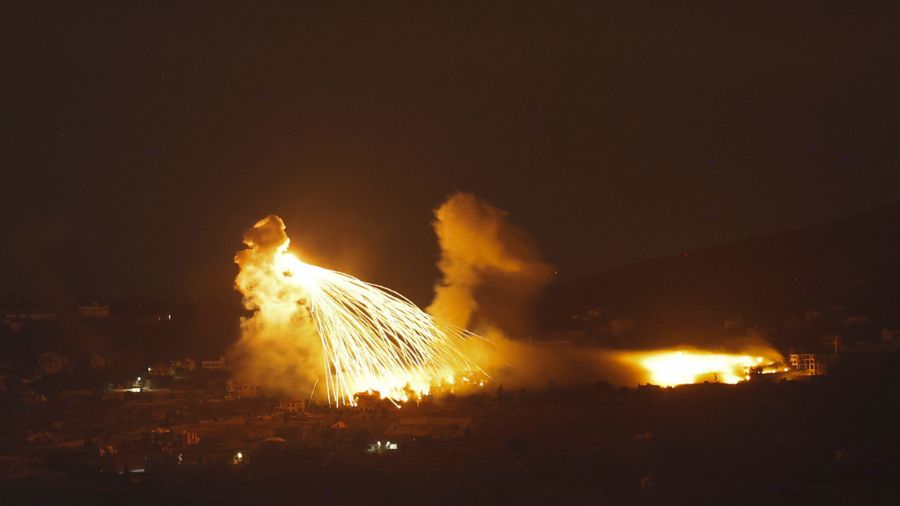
[542,201,900,349]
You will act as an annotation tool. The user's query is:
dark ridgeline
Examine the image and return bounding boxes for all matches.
[542,200,900,350]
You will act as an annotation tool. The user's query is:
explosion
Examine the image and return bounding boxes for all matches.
[234,215,482,406]
[424,194,787,390]
[618,348,784,387]
[232,195,788,404]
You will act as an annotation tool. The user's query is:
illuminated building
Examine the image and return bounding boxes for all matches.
[201,356,227,370]
[225,379,259,400]
[789,353,827,376]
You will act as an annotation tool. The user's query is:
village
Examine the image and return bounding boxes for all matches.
[3,353,896,505]
[2,298,899,504]
[0,342,479,477]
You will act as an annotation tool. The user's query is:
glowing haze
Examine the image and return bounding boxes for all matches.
[617,348,784,387]
[233,215,482,406]
[428,192,555,332]
[427,193,573,387]
[232,194,787,405]
[427,193,785,389]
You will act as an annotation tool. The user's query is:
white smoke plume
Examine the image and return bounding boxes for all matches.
[424,193,781,389]
[428,192,555,333]
[231,215,322,398]
[426,193,611,388]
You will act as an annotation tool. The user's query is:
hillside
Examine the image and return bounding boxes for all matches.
[542,201,900,350]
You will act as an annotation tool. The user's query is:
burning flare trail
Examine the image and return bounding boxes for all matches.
[235,215,482,406]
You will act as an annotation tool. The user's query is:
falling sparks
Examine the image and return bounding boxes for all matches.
[276,253,484,405]
[235,215,483,407]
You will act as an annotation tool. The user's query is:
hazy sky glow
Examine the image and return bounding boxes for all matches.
[3,2,900,305]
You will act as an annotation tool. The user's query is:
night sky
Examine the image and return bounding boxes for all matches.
[4,2,900,307]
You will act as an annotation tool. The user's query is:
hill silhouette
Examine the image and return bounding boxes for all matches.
[542,201,900,350]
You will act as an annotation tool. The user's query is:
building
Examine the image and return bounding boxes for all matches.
[790,353,827,376]
[89,353,112,370]
[172,358,196,371]
[38,352,71,375]
[21,390,47,405]
[225,380,259,400]
[385,417,472,440]
[3,301,58,321]
[148,363,172,376]
[354,391,387,411]
[77,302,110,319]
[183,431,201,446]
[202,356,227,370]
[882,328,900,344]
[3,310,57,321]
[367,440,399,454]
[276,400,305,414]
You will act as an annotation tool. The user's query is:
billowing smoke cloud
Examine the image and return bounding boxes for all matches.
[231,215,321,399]
[428,193,555,334]
[231,202,785,400]
[426,193,619,388]
[425,193,784,390]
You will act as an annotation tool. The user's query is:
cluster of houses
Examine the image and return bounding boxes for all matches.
[2,299,182,329]
[13,385,475,477]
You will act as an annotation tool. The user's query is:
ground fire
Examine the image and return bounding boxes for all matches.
[618,349,785,387]
[234,208,791,405]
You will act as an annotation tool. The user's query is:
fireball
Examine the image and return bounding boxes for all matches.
[620,349,782,387]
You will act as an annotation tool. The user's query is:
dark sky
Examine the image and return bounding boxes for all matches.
[3,1,900,307]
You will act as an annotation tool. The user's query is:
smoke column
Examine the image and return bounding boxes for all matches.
[232,214,483,404]
[425,193,782,388]
[425,193,628,387]
[231,215,322,398]
[428,192,554,332]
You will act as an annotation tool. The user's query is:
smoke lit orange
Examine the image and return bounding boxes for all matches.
[235,215,484,406]
[618,349,783,387]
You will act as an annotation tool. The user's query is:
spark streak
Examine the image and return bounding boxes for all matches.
[236,215,483,406]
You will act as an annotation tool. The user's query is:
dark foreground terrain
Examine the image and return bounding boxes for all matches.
[2,348,899,505]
